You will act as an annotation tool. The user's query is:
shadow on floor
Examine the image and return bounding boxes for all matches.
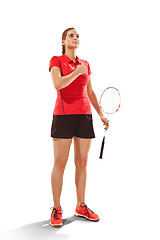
[0,215,92,240]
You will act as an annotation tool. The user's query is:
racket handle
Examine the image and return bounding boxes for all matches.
[99,135,105,159]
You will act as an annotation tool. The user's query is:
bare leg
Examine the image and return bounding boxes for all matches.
[51,138,72,208]
[73,137,92,206]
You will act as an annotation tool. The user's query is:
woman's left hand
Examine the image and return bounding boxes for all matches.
[100,115,109,131]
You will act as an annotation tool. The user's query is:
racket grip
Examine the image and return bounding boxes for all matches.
[99,136,105,159]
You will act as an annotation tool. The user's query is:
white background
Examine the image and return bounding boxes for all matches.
[0,0,160,239]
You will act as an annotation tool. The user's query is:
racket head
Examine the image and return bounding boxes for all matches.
[99,87,121,114]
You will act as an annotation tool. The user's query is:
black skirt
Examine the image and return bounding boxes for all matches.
[51,114,95,139]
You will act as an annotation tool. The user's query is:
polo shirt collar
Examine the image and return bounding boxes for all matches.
[63,54,80,63]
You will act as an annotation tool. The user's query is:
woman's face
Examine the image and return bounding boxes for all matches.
[62,29,79,51]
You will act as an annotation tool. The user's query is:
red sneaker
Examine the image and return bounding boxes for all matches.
[50,206,63,227]
[74,203,100,221]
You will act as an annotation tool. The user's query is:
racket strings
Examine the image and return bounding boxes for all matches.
[100,88,121,114]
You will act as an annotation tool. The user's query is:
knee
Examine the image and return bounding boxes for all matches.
[75,157,88,169]
[53,159,67,173]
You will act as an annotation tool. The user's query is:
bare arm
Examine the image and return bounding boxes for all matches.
[50,65,87,90]
[87,76,109,130]
[87,76,103,117]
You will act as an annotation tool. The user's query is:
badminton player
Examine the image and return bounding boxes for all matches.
[49,27,109,227]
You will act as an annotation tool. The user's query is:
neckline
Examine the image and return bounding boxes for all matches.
[64,54,78,63]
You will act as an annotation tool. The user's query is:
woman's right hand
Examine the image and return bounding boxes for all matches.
[75,64,87,75]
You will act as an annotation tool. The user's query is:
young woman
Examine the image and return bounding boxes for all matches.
[49,27,109,227]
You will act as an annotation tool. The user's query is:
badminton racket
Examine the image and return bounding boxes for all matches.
[99,87,121,159]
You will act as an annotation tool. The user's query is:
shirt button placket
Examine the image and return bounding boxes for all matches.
[73,61,76,68]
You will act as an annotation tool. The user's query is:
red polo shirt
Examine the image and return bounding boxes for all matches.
[49,54,92,115]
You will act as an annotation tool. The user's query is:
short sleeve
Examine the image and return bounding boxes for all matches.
[88,62,92,75]
[49,56,61,72]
